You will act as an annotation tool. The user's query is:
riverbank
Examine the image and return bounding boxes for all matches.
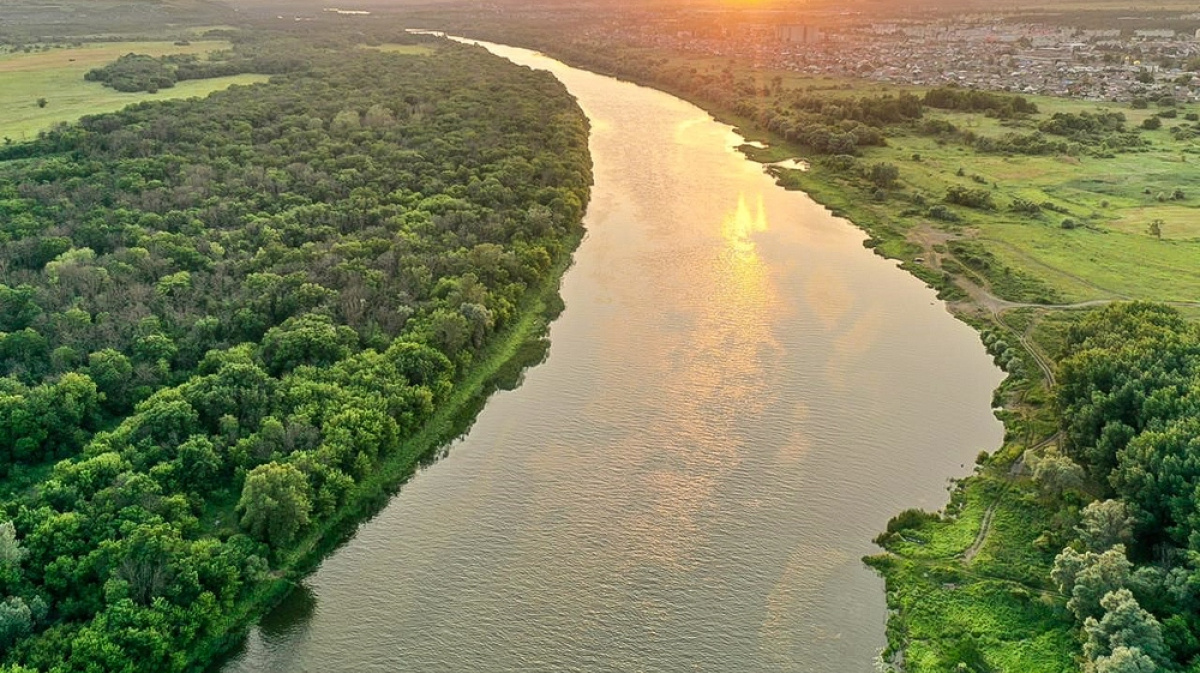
[197,228,584,670]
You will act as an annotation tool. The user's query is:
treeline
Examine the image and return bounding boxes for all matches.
[923,86,1039,118]
[1033,303,1200,671]
[1037,111,1148,154]
[751,91,921,155]
[0,35,591,671]
[84,39,309,93]
[445,33,1067,162]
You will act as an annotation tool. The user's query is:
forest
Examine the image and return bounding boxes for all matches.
[1045,303,1200,672]
[0,31,591,671]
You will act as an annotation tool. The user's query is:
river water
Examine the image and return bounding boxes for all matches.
[220,40,1004,673]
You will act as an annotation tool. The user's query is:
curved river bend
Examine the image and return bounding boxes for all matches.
[221,41,1004,673]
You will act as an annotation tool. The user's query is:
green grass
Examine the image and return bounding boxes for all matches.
[0,41,269,140]
[854,102,1200,302]
[868,469,1076,673]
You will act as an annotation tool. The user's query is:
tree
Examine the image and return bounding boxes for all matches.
[1084,589,1166,667]
[0,522,24,567]
[426,307,471,357]
[0,597,32,650]
[259,313,353,376]
[363,104,395,128]
[1032,449,1086,500]
[331,108,361,133]
[1054,545,1133,621]
[174,435,223,493]
[1078,500,1135,552]
[1093,646,1158,673]
[87,349,134,413]
[1148,219,1163,240]
[238,462,312,547]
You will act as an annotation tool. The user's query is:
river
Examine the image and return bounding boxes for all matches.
[219,40,1005,673]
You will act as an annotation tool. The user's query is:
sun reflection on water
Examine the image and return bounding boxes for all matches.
[609,189,787,571]
[722,191,770,261]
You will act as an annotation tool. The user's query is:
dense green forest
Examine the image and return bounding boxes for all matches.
[0,33,591,671]
[1044,303,1200,672]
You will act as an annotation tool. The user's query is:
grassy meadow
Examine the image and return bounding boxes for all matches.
[855,98,1200,302]
[0,41,269,140]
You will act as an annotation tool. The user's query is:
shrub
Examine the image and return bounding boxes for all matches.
[945,185,996,210]
[1010,198,1043,215]
[927,204,962,222]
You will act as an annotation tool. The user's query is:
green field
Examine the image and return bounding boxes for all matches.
[0,41,269,140]
[845,98,1200,302]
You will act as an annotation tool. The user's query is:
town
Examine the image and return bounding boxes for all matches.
[569,9,1200,102]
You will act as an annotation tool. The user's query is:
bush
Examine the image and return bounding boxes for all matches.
[1010,198,1043,215]
[85,53,177,92]
[928,204,963,222]
[946,185,996,210]
[886,508,941,535]
[875,508,941,545]
[866,162,900,188]
[1143,117,1163,131]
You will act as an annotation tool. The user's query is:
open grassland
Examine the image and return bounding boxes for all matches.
[755,95,1200,304]
[850,105,1200,302]
[0,41,268,140]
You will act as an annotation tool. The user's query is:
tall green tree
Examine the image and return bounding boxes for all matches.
[238,462,312,547]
